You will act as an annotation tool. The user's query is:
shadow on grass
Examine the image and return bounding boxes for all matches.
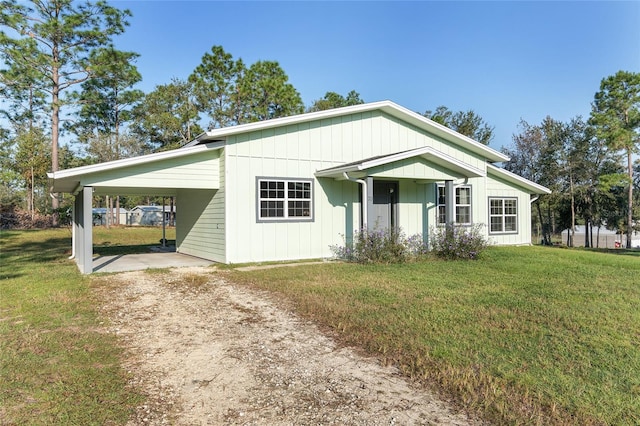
[2,236,72,265]
[94,240,176,256]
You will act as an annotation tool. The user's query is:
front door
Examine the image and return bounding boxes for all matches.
[371,180,398,230]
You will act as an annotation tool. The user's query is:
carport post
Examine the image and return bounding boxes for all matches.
[74,186,93,274]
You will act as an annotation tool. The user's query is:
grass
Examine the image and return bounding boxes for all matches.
[0,227,164,425]
[2,227,639,425]
[228,246,640,425]
[93,225,176,256]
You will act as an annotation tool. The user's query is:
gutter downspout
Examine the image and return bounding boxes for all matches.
[68,203,76,260]
[343,172,368,228]
[530,196,539,204]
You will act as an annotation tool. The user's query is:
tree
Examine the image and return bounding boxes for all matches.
[423,106,494,145]
[235,60,304,123]
[307,90,364,112]
[188,45,242,129]
[189,46,304,128]
[503,118,564,245]
[12,124,50,217]
[68,47,143,161]
[0,0,131,222]
[131,79,203,151]
[589,71,640,248]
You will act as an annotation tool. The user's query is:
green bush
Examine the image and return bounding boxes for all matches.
[430,223,489,260]
[330,227,428,264]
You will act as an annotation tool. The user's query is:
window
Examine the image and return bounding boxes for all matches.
[257,178,313,222]
[437,184,472,225]
[489,198,518,234]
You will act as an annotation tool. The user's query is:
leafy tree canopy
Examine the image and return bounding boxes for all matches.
[423,106,494,145]
[307,90,364,112]
[131,78,203,151]
[189,45,304,129]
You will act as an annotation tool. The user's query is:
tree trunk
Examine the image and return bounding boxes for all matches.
[536,202,548,245]
[569,174,575,247]
[115,196,120,225]
[51,63,60,225]
[106,195,111,229]
[626,149,633,249]
[30,165,35,220]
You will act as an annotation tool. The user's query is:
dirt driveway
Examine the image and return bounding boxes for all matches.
[95,267,481,425]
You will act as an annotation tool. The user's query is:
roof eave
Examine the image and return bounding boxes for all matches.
[487,164,551,194]
[188,101,510,163]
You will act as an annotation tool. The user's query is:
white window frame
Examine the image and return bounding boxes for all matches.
[437,184,472,225]
[256,177,314,223]
[489,197,518,234]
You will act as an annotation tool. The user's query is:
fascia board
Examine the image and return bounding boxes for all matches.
[197,101,392,142]
[316,146,485,179]
[48,142,223,180]
[361,147,485,178]
[487,164,551,194]
[377,103,510,163]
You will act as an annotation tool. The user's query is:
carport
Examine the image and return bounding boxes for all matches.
[48,142,223,273]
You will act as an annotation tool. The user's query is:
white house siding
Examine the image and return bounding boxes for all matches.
[485,174,533,245]
[224,152,360,263]
[176,188,225,262]
[82,150,220,190]
[176,151,226,263]
[368,158,461,181]
[397,181,431,238]
[222,111,497,263]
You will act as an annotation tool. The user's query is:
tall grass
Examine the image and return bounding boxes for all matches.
[229,246,640,425]
[0,228,146,424]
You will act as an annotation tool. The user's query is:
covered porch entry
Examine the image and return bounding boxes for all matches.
[315,146,486,233]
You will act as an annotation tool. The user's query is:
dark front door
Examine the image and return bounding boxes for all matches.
[371,180,398,230]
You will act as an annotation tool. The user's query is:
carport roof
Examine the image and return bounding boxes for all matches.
[48,142,223,194]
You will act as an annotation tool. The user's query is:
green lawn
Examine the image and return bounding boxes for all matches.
[2,228,639,425]
[228,246,640,425]
[0,227,164,425]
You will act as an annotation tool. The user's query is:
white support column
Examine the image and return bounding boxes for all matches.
[75,186,93,274]
[366,176,374,229]
[445,180,455,224]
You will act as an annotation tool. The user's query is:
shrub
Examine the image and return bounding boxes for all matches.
[330,227,428,264]
[430,223,489,260]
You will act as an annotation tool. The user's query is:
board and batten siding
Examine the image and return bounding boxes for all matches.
[230,111,489,170]
[222,111,493,263]
[485,174,533,245]
[224,153,360,263]
[176,152,226,263]
[81,150,220,190]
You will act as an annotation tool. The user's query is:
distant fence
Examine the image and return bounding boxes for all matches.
[549,232,640,249]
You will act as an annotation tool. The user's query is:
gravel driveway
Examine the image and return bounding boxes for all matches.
[95,266,481,425]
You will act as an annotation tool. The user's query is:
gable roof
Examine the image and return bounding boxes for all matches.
[315,146,485,179]
[487,164,551,194]
[188,100,510,163]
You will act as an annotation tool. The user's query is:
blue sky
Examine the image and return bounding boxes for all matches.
[112,1,640,151]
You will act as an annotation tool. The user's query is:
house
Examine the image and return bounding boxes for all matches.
[92,207,129,226]
[128,205,176,226]
[48,101,550,273]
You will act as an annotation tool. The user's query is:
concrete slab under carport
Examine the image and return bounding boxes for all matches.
[92,251,213,273]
